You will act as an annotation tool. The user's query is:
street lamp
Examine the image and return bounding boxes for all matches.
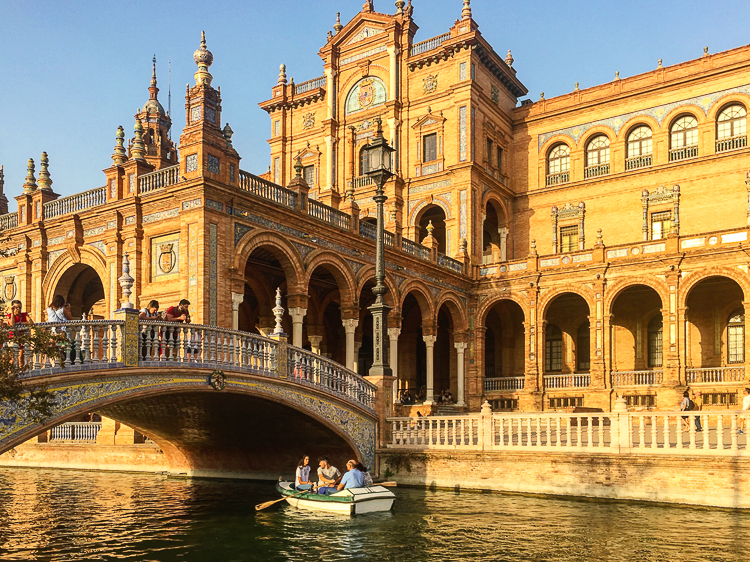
[365,117,395,379]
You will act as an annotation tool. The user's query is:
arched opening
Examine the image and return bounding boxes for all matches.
[434,304,455,402]
[53,264,106,319]
[482,299,525,407]
[417,205,446,253]
[240,246,291,335]
[307,264,348,364]
[686,277,745,383]
[482,200,508,264]
[647,315,663,369]
[398,293,428,400]
[543,293,591,377]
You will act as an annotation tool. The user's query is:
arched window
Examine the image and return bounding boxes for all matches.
[626,126,653,170]
[359,145,370,176]
[647,315,663,368]
[546,144,570,186]
[576,321,590,372]
[585,135,610,177]
[716,104,747,152]
[669,115,698,161]
[728,308,745,364]
[545,324,563,372]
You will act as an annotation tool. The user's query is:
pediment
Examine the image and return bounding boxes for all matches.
[412,112,446,129]
[330,12,391,50]
[347,26,384,45]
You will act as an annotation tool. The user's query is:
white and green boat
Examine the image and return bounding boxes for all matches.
[276,481,396,515]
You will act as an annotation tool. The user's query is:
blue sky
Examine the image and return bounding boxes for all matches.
[2,0,750,200]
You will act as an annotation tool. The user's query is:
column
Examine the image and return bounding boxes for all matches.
[423,335,437,404]
[387,45,398,101]
[325,67,335,119]
[308,334,323,354]
[231,292,243,330]
[325,135,334,190]
[454,342,468,407]
[343,318,358,370]
[353,341,362,373]
[288,307,306,348]
[389,327,401,403]
[499,227,508,262]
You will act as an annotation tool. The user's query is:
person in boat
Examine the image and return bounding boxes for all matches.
[316,457,341,495]
[335,460,363,491]
[295,455,314,491]
[355,462,374,487]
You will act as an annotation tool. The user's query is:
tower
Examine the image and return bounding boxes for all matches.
[133,56,177,168]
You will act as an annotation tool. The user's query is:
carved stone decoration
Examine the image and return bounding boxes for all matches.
[210,370,226,391]
[491,84,500,104]
[422,74,438,94]
[3,276,16,302]
[158,243,176,274]
[302,112,316,130]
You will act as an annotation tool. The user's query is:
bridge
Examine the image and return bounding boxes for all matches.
[0,314,381,477]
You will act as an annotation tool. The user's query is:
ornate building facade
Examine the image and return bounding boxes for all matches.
[1,0,750,414]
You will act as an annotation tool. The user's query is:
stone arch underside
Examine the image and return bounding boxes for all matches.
[0,371,376,476]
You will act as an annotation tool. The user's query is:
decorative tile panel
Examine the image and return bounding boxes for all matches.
[642,242,666,254]
[129,174,135,193]
[480,266,497,276]
[186,154,198,173]
[230,164,235,183]
[182,198,202,211]
[66,230,74,238]
[508,262,528,271]
[124,216,135,225]
[107,220,116,229]
[143,208,179,224]
[83,226,106,238]
[459,62,467,81]
[151,233,180,279]
[207,154,220,174]
[206,199,224,212]
[48,236,65,246]
[607,248,629,258]
[572,253,593,263]
[190,106,201,122]
[722,232,747,243]
[88,241,106,255]
[340,45,386,66]
[408,179,451,196]
[110,178,117,198]
[47,249,65,268]
[234,223,253,245]
[681,238,705,249]
[188,223,198,306]
[459,106,467,162]
[292,242,314,259]
[209,224,218,326]
[32,240,41,247]
[460,190,467,240]
[540,257,560,267]
[205,107,216,123]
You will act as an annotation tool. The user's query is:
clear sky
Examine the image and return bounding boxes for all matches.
[2,0,750,200]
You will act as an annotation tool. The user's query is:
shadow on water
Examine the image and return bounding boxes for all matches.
[0,467,749,561]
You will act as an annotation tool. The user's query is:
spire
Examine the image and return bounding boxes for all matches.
[150,55,159,98]
[461,0,472,19]
[23,159,37,193]
[333,12,343,33]
[278,64,287,85]
[505,50,514,67]
[193,30,214,86]
[131,118,146,161]
[38,152,53,191]
[0,165,7,215]
[142,56,166,116]
[112,125,128,164]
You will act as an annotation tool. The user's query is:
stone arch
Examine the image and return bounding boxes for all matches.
[539,134,574,156]
[707,93,750,121]
[538,284,596,319]
[577,125,616,151]
[604,276,670,316]
[617,114,661,142]
[409,196,452,227]
[679,267,750,309]
[42,246,108,314]
[434,291,469,332]
[399,280,436,325]
[662,104,706,128]
[476,292,529,328]
[233,229,303,290]
[303,250,357,309]
[354,265,398,309]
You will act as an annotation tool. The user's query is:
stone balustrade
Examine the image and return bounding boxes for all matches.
[294,76,326,95]
[138,164,180,193]
[484,376,526,392]
[43,186,107,220]
[308,199,351,230]
[388,405,750,456]
[410,33,452,56]
[0,212,18,231]
[49,421,102,443]
[543,373,590,388]
[611,370,663,386]
[238,170,297,208]
[686,366,745,384]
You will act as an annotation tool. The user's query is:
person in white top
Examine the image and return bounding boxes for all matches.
[295,455,314,491]
[739,388,750,434]
[46,294,73,324]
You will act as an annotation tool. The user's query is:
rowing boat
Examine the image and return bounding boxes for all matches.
[276,481,396,515]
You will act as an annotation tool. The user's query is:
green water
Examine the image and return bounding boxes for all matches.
[0,467,747,561]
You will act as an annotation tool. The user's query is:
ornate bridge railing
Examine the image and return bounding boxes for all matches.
[12,320,375,413]
[43,186,107,219]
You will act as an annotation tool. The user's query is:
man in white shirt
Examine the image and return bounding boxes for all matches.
[739,388,750,434]
[316,457,341,495]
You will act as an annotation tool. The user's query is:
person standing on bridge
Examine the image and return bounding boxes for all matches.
[164,299,190,359]
[739,388,750,434]
[6,300,34,364]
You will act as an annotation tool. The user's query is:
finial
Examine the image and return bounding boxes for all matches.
[505,49,514,67]
[327,30,332,41]
[460,238,468,251]
[615,71,620,80]
[405,0,413,17]
[531,239,537,253]
[223,123,234,148]
[374,116,384,136]
[574,82,579,91]
[539,92,545,100]
[273,288,285,334]
[151,55,157,86]
[704,46,709,55]
[596,228,603,244]
[362,0,374,12]
[461,0,472,20]
[23,158,37,193]
[112,126,128,164]
[131,118,146,161]
[278,64,288,85]
[395,1,405,14]
[426,220,435,236]
[658,58,663,68]
[294,156,303,178]
[118,252,135,310]
[193,30,214,86]
[38,152,53,191]
[334,12,343,33]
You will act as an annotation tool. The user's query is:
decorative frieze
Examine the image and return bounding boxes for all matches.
[48,236,65,246]
[143,208,179,224]
[182,198,202,210]
[83,226,106,238]
[340,45,386,66]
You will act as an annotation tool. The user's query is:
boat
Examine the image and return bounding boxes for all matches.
[276,481,396,515]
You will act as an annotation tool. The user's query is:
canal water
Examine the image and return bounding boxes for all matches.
[0,468,748,561]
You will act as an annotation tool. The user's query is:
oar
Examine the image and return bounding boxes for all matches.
[255,488,311,511]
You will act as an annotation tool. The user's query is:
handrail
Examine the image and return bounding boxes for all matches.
[611,370,663,386]
[437,252,463,273]
[543,373,590,388]
[410,33,452,56]
[238,170,297,208]
[43,187,107,219]
[50,421,102,442]
[0,212,18,231]
[484,376,525,392]
[294,76,326,95]
[686,366,744,384]
[139,164,180,193]
[308,199,351,230]
[402,238,430,260]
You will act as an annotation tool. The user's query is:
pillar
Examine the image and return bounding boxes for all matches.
[499,227,508,262]
[325,135,334,190]
[309,334,323,354]
[387,45,398,101]
[325,67,335,119]
[423,334,437,404]
[343,318,358,370]
[454,342,467,407]
[288,307,306,348]
[388,327,400,402]
[353,341,362,373]
[231,292,243,330]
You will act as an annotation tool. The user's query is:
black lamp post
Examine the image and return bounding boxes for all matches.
[365,118,395,378]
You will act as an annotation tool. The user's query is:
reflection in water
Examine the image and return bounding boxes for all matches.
[0,468,748,561]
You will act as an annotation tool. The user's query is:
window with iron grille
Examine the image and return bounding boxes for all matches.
[651,211,671,241]
[559,225,578,253]
[586,135,610,167]
[577,321,590,372]
[423,133,437,162]
[624,395,655,407]
[648,315,663,368]
[547,144,570,175]
[702,392,738,406]
[728,309,745,363]
[549,396,583,409]
[486,138,493,162]
[359,146,370,175]
[497,147,503,172]
[545,324,563,372]
[491,398,518,411]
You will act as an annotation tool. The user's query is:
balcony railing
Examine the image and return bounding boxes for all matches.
[348,175,376,190]
[484,376,526,392]
[625,154,652,170]
[294,76,326,95]
[50,421,102,442]
[544,373,590,389]
[238,170,297,209]
[611,370,663,386]
[0,212,18,231]
[359,221,395,247]
[686,366,745,384]
[139,164,180,194]
[546,171,569,186]
[402,238,430,260]
[669,145,698,162]
[437,252,463,273]
[584,163,609,179]
[410,33,451,56]
[716,135,747,153]
[308,199,350,230]
[43,186,107,220]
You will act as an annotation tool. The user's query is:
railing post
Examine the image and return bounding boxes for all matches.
[114,309,140,366]
[269,333,288,378]
[610,395,631,454]
[480,400,493,451]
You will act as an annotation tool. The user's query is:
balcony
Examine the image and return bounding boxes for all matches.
[686,366,744,384]
[544,373,590,389]
[546,171,569,186]
[668,145,698,162]
[410,33,451,57]
[484,377,526,392]
[583,163,609,179]
[611,370,663,386]
[625,154,652,170]
[716,135,747,153]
